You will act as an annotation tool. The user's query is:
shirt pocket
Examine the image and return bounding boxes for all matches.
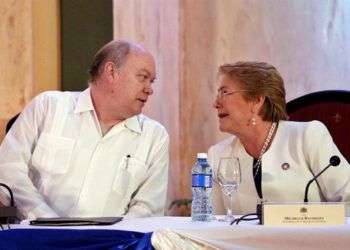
[31,132,75,174]
[112,156,148,199]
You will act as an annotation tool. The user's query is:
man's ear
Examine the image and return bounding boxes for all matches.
[104,62,118,81]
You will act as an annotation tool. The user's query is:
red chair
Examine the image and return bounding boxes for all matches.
[286,90,350,162]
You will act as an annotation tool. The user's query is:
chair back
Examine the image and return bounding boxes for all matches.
[286,90,350,162]
[5,114,19,134]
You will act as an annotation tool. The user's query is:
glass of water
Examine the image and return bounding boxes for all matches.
[217,157,241,222]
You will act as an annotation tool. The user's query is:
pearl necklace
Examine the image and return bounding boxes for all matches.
[253,122,277,179]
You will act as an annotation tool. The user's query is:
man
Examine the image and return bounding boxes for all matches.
[0,40,169,219]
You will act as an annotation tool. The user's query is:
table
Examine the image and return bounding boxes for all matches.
[1,217,350,249]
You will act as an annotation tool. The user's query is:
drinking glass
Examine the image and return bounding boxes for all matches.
[217,157,241,222]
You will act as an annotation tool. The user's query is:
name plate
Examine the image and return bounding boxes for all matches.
[262,202,345,226]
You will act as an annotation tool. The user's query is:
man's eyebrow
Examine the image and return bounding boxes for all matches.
[217,86,226,91]
[138,69,156,82]
[138,69,150,75]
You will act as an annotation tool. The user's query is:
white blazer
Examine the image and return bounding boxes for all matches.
[208,120,350,215]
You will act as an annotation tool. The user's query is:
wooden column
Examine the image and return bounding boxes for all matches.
[0,0,60,141]
[113,0,181,208]
[0,1,34,139]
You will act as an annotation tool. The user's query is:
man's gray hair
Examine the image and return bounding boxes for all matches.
[88,40,132,82]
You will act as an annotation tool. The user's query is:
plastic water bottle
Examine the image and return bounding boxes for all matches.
[191,152,213,221]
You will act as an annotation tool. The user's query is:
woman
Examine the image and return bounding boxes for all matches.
[208,61,350,215]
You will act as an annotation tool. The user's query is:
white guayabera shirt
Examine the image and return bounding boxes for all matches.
[0,88,169,219]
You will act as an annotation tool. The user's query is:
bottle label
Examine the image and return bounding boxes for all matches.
[192,174,212,188]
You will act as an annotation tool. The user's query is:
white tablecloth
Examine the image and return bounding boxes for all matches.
[14,216,350,250]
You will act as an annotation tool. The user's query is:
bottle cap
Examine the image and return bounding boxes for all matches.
[197,153,207,159]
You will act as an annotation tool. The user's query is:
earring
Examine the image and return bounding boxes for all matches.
[250,116,256,126]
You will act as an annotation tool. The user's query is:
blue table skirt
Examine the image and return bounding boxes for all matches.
[0,228,153,250]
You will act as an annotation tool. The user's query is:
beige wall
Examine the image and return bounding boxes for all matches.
[0,0,60,140]
[113,0,181,207]
[113,0,350,207]
[212,0,350,101]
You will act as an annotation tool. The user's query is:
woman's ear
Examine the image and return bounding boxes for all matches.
[251,95,265,114]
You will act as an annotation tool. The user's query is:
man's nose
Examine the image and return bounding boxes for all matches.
[144,85,153,95]
[213,97,221,109]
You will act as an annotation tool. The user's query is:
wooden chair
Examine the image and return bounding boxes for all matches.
[5,113,20,134]
[1,114,19,208]
[286,90,350,162]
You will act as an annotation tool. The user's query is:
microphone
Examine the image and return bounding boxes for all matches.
[304,156,341,203]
